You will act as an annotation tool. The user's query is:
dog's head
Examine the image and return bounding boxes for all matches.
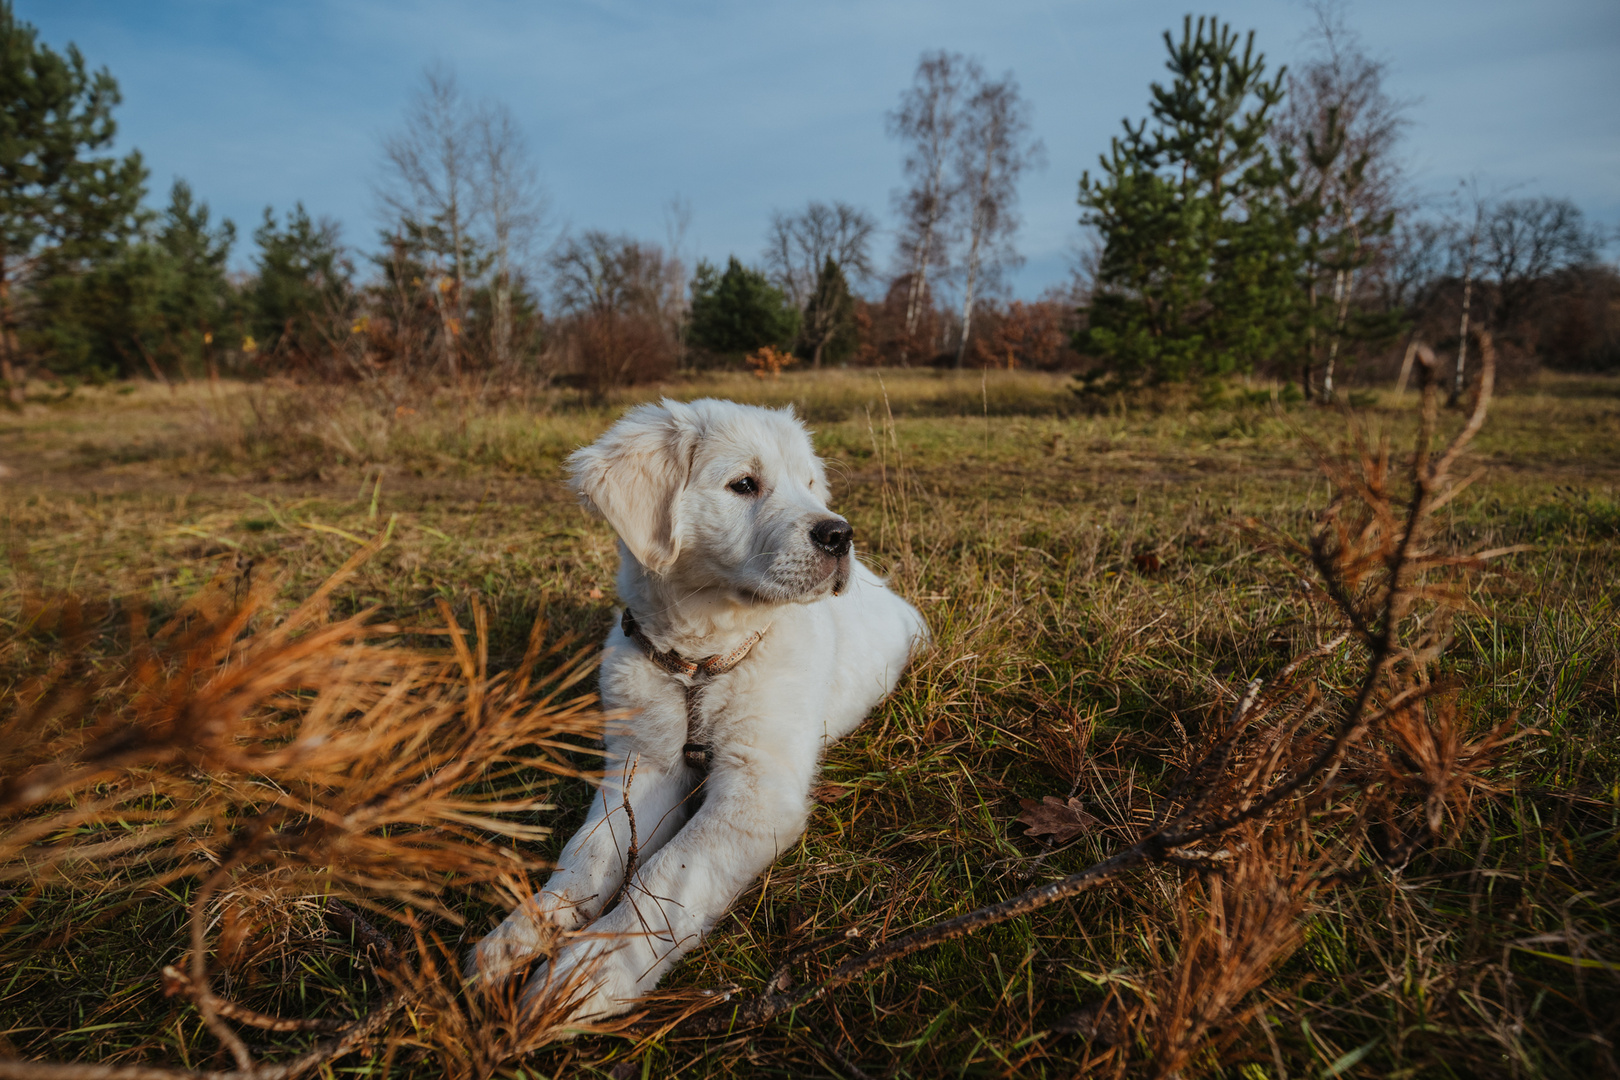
[566,398,852,603]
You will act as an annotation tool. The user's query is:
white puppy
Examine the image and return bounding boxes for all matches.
[469,397,928,1020]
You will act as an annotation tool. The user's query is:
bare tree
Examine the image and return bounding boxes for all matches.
[1380,217,1449,313]
[889,51,977,364]
[764,201,876,309]
[951,72,1041,367]
[662,195,694,362]
[1447,180,1487,407]
[763,201,876,367]
[471,101,549,373]
[549,231,676,320]
[1275,0,1408,398]
[548,231,684,389]
[377,64,479,379]
[1483,196,1600,331]
[1276,2,1406,231]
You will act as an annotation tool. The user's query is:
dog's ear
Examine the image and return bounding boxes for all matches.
[566,401,698,575]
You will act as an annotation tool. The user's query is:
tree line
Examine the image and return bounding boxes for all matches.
[1076,11,1616,399]
[1,1,1613,401]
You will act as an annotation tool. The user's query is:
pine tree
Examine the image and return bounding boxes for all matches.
[150,181,237,377]
[687,256,799,358]
[38,180,236,381]
[0,0,146,393]
[800,257,858,367]
[1078,16,1300,382]
[249,205,354,374]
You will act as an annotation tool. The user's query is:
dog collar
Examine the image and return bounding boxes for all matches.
[620,608,766,681]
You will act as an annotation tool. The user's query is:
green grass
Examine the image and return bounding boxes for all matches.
[2,368,1618,1077]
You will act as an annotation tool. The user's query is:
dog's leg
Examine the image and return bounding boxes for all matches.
[468,748,691,984]
[520,741,815,1019]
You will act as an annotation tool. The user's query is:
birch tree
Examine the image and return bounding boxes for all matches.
[888,52,976,364]
[471,101,548,373]
[1275,1,1405,399]
[951,73,1041,368]
[1448,181,1486,407]
[377,65,477,378]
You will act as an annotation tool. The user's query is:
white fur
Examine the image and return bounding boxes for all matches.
[468,398,928,1020]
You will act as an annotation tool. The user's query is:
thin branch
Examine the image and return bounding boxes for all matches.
[689,847,1147,1032]
[162,969,347,1034]
[603,756,640,913]
[325,900,402,969]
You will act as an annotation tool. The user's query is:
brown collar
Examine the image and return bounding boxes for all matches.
[620,608,766,680]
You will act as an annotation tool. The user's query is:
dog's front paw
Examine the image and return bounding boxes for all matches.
[519,940,640,1024]
[465,893,585,984]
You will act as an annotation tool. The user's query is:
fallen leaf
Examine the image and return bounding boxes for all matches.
[1017,796,1101,845]
[587,587,604,599]
[1132,552,1163,574]
[811,782,852,804]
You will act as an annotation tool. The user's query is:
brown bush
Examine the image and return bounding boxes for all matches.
[853,274,945,366]
[968,300,1081,370]
[550,309,677,393]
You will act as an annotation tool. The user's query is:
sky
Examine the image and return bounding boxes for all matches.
[15,0,1620,299]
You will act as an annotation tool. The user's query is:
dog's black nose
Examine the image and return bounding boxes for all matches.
[810,518,853,558]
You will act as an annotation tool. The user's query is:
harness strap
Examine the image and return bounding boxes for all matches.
[621,608,766,776]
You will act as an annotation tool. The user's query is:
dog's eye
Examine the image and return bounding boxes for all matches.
[728,476,759,496]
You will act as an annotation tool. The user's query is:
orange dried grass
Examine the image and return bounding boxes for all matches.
[0,532,612,1078]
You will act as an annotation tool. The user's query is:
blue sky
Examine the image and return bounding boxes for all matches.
[16,0,1620,298]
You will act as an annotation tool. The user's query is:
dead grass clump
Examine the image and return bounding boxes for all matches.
[0,532,610,1078]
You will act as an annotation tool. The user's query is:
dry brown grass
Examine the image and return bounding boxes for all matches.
[0,527,623,1078]
[1,359,1616,1077]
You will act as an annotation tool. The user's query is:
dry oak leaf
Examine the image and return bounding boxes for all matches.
[1017,796,1101,845]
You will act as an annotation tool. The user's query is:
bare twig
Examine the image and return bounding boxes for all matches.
[602,756,640,913]
[162,968,347,1034]
[325,900,402,969]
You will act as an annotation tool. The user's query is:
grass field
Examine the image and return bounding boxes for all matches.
[2,368,1618,1078]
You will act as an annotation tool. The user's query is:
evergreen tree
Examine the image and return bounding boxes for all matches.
[687,256,799,358]
[38,180,236,380]
[800,257,858,367]
[148,181,237,376]
[0,0,147,391]
[370,218,488,376]
[249,205,353,372]
[1078,16,1300,382]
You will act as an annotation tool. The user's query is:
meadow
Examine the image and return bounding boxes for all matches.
[1,367,1617,1078]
